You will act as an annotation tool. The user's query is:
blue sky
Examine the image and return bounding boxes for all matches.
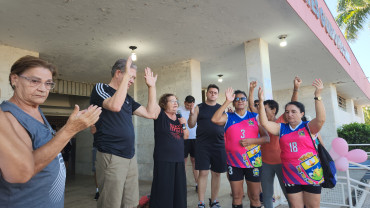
[325,0,370,81]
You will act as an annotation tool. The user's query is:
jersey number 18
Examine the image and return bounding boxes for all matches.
[289,142,298,152]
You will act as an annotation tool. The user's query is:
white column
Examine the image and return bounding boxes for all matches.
[244,39,273,100]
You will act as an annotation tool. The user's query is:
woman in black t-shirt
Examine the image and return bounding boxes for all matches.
[149,93,189,208]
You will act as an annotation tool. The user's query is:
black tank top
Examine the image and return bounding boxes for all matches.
[196,103,224,145]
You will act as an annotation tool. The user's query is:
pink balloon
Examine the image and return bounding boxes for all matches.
[335,156,349,171]
[331,138,348,156]
[329,148,340,160]
[346,149,368,163]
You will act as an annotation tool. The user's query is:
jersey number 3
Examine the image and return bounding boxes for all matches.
[241,129,245,138]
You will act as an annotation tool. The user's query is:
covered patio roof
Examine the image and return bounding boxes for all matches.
[0,0,368,104]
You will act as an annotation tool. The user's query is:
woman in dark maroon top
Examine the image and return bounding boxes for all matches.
[149,93,189,208]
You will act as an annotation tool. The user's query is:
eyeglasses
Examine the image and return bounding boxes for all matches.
[19,75,55,90]
[234,97,247,102]
[168,100,179,105]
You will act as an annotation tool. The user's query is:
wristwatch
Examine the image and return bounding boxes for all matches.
[314,96,322,101]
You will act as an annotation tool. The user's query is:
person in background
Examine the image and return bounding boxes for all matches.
[61,127,73,173]
[188,84,227,208]
[149,93,189,208]
[212,88,269,208]
[248,76,302,208]
[0,56,101,208]
[258,79,326,208]
[178,95,199,192]
[90,124,99,200]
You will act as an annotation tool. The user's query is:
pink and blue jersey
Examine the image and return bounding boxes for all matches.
[224,111,262,168]
[279,121,324,185]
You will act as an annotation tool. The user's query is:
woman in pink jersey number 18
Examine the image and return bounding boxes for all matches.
[258,79,325,208]
[212,88,270,208]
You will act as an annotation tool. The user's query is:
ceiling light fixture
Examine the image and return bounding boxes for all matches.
[217,74,223,83]
[278,35,287,47]
[129,46,137,61]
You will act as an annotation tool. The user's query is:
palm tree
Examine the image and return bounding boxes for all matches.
[336,0,370,41]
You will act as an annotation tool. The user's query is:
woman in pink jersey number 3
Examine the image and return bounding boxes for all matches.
[212,88,270,208]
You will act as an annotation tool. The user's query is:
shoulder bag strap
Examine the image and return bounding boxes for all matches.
[304,124,318,153]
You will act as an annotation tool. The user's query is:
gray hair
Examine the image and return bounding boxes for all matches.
[111,59,137,77]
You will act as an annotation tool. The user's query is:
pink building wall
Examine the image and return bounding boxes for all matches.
[287,0,370,99]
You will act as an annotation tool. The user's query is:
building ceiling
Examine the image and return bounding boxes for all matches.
[0,0,368,105]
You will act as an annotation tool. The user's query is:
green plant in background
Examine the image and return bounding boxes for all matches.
[337,122,370,152]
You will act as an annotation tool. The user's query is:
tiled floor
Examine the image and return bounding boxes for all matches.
[65,174,289,208]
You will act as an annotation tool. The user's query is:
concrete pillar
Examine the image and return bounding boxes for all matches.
[134,59,202,181]
[347,99,356,122]
[0,45,38,101]
[358,106,365,123]
[244,39,273,100]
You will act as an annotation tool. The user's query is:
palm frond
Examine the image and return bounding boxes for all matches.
[336,0,370,41]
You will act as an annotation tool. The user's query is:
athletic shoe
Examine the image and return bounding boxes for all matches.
[209,198,221,208]
[94,192,99,200]
[198,202,206,208]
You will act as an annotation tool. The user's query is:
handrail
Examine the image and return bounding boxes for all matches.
[348,161,370,170]
[348,144,370,146]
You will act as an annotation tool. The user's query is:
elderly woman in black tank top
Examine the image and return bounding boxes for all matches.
[0,56,101,208]
[149,93,189,208]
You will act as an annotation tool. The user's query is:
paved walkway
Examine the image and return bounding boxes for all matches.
[65,174,289,208]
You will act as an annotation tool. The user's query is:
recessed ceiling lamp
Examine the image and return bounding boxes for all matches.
[129,46,137,61]
[218,74,223,83]
[278,35,287,47]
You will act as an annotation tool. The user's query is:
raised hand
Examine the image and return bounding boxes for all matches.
[122,56,136,80]
[225,87,235,102]
[190,102,196,115]
[64,105,102,134]
[144,67,157,88]
[258,87,264,101]
[250,81,257,90]
[312,78,323,97]
[126,55,133,71]
[294,76,302,89]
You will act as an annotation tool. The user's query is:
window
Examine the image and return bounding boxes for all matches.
[354,106,358,115]
[337,95,346,111]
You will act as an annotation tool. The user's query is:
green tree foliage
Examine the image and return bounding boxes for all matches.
[337,122,370,152]
[336,0,370,41]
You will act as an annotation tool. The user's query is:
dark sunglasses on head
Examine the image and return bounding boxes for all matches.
[234,97,247,102]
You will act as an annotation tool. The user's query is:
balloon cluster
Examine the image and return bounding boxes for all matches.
[329,137,368,171]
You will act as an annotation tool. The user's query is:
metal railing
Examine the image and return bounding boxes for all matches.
[320,142,370,208]
[348,144,370,156]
